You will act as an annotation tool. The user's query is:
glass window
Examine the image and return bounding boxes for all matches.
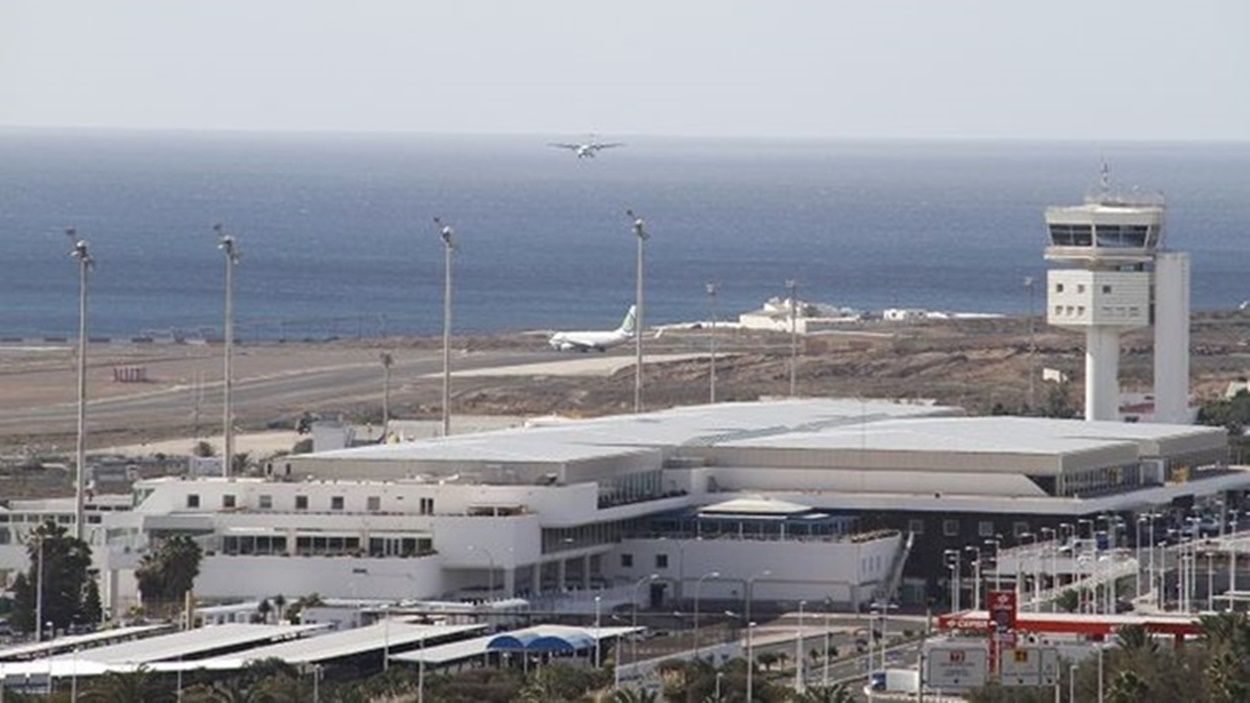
[943,519,959,537]
[186,494,200,509]
[259,495,272,510]
[1102,285,1112,294]
[331,496,344,511]
[621,553,634,568]
[1013,521,1030,538]
[655,554,668,569]
[978,521,995,537]
[907,519,924,535]
[367,496,381,512]
[295,495,308,510]
[222,494,236,509]
[1055,283,1064,293]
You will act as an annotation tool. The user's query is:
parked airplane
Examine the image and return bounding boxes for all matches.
[548,306,636,352]
[548,139,625,158]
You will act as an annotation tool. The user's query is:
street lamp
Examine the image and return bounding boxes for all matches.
[67,230,93,539]
[744,569,770,702]
[693,571,720,658]
[380,352,394,432]
[984,536,1002,591]
[1024,276,1037,408]
[435,218,456,437]
[706,282,718,404]
[746,620,758,703]
[626,210,649,413]
[965,546,982,610]
[795,599,807,693]
[632,573,658,668]
[786,279,799,397]
[944,549,961,612]
[594,595,602,668]
[215,224,241,478]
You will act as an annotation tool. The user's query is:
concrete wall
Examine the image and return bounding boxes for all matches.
[194,553,445,600]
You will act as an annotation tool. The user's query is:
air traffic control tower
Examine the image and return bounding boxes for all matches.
[1044,167,1190,423]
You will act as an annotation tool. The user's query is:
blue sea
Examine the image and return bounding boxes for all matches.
[2,130,1249,339]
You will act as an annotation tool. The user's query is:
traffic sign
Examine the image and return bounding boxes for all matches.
[1000,647,1061,687]
[925,646,988,690]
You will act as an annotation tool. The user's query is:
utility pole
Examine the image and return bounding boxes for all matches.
[706,282,718,404]
[435,218,456,437]
[1025,276,1037,408]
[380,352,394,432]
[786,279,799,397]
[67,230,93,541]
[34,536,45,642]
[627,210,649,413]
[215,225,240,478]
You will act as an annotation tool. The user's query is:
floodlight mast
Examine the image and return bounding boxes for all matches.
[435,218,456,437]
[627,210,648,413]
[706,282,718,404]
[216,224,241,478]
[786,279,799,397]
[67,229,93,541]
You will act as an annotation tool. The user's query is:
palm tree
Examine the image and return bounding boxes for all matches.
[82,666,167,702]
[611,687,659,703]
[1115,624,1158,655]
[792,684,855,703]
[1106,669,1149,703]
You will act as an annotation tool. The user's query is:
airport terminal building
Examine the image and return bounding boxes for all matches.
[1,399,1243,614]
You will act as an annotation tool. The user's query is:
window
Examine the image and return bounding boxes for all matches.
[1102,285,1112,294]
[943,519,959,537]
[621,553,634,568]
[1055,283,1064,293]
[1054,305,1062,316]
[186,494,200,509]
[1077,284,1085,293]
[222,494,236,509]
[1013,521,1030,538]
[1077,306,1085,316]
[655,554,669,569]
[419,497,434,515]
[259,495,272,510]
[978,521,995,537]
[295,495,308,511]
[331,496,344,511]
[367,496,381,512]
[907,519,925,535]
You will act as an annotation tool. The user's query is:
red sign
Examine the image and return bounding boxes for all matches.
[988,591,1017,633]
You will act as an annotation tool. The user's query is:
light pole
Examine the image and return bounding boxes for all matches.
[632,573,658,669]
[67,231,93,540]
[795,599,807,693]
[435,218,456,437]
[944,549,961,612]
[746,620,758,703]
[1040,527,1056,609]
[786,279,799,397]
[985,537,1002,591]
[34,536,44,642]
[380,352,393,432]
[966,546,982,611]
[627,210,648,413]
[215,225,240,478]
[706,282,718,404]
[594,595,602,668]
[381,605,391,672]
[693,571,720,658]
[823,597,833,687]
[744,569,771,643]
[1024,276,1037,409]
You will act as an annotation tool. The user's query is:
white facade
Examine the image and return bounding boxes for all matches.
[1154,252,1191,424]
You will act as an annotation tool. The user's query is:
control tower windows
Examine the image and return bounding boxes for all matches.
[1049,224,1092,246]
[1095,224,1150,248]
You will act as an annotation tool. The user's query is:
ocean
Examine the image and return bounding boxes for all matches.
[1,130,1248,340]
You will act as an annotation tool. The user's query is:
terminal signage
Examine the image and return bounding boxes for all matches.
[988,590,1017,632]
[926,646,989,690]
[1000,647,1061,687]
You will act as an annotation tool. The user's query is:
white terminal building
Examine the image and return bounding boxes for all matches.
[1045,169,1190,423]
[1,399,1244,614]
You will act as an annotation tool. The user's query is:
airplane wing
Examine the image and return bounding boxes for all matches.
[548,143,581,150]
[590,143,625,151]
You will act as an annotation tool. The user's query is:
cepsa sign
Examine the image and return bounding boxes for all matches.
[988,590,1016,632]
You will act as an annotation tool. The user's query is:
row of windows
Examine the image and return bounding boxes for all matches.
[620,552,668,570]
[186,493,434,515]
[0,513,74,524]
[1053,304,1141,318]
[1054,283,1113,294]
[219,533,433,557]
[909,518,1031,539]
[1049,224,1150,248]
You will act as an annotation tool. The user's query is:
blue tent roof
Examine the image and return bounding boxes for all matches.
[486,629,597,653]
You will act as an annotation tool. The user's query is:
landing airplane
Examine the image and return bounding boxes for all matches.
[548,306,636,352]
[548,139,625,158]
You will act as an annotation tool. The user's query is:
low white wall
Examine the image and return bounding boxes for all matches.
[194,554,445,600]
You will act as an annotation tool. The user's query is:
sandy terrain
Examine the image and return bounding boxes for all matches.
[441,352,719,378]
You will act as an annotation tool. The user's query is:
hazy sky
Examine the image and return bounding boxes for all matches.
[2,1,1247,140]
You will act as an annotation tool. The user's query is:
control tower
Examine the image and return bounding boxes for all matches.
[1043,166,1190,422]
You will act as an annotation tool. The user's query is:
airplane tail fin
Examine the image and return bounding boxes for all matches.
[618,305,638,335]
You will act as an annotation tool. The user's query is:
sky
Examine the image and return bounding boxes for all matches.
[2,1,1248,140]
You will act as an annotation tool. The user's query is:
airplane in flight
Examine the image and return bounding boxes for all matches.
[548,139,625,158]
[548,306,636,352]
